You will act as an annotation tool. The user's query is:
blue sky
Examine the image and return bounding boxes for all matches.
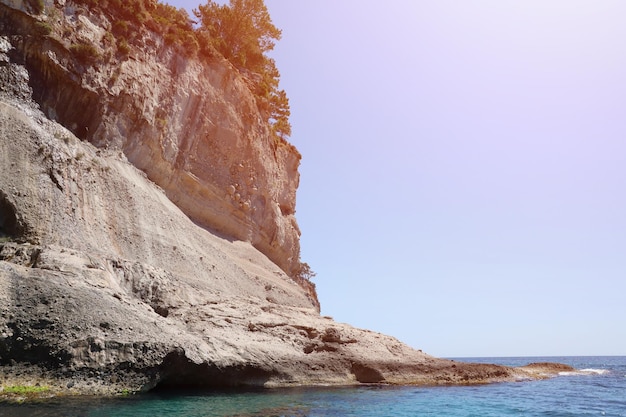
[166,1,626,358]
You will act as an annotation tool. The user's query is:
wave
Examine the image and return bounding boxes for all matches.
[559,368,609,376]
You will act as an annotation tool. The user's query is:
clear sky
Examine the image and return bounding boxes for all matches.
[166,0,626,358]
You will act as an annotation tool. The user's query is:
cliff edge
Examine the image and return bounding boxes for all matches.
[0,0,571,396]
[1,0,305,283]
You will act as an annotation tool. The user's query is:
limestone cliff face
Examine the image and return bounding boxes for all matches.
[0,0,552,396]
[0,98,567,394]
[0,0,302,279]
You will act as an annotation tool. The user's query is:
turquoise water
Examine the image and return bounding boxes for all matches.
[2,356,624,416]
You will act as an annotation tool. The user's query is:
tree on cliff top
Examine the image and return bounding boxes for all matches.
[195,0,280,72]
[195,0,291,139]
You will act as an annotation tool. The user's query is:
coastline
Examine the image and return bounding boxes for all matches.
[2,357,621,417]
[0,361,575,403]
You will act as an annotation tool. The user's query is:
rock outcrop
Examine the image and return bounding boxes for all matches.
[0,0,303,280]
[0,0,573,397]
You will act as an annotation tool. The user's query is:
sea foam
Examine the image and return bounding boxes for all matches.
[559,368,609,376]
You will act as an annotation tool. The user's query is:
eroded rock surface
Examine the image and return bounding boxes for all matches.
[0,1,573,396]
[0,0,302,280]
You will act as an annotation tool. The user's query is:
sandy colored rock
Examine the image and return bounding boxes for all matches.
[0,0,303,280]
[0,1,573,398]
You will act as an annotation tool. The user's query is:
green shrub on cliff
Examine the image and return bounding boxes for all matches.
[70,42,101,63]
[194,0,281,74]
[195,0,292,139]
[71,0,291,139]
[148,2,199,56]
[295,262,316,282]
[25,0,45,14]
[75,0,196,57]
[34,21,52,36]
[117,38,131,56]
[293,261,319,310]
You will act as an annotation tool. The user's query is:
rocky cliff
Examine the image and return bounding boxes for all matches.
[0,0,570,397]
[1,0,304,281]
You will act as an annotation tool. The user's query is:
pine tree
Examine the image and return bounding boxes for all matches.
[195,0,291,138]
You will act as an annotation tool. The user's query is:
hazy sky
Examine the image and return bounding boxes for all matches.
[167,1,626,358]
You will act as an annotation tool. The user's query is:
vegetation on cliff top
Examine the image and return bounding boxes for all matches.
[196,0,291,139]
[71,0,291,140]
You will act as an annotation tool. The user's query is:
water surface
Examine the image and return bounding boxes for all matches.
[2,356,624,416]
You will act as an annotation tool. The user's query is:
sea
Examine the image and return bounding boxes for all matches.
[1,356,624,416]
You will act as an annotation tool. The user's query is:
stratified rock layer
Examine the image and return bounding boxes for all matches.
[0,0,303,280]
[0,1,573,396]
[0,98,441,393]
